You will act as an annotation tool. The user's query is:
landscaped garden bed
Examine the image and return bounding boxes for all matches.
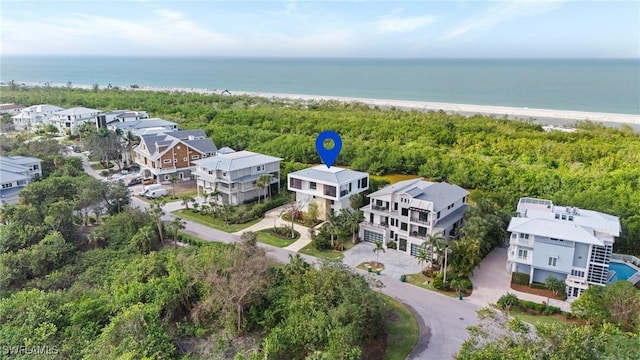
[256,227,299,248]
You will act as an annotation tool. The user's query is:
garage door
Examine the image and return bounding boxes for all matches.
[363,230,383,243]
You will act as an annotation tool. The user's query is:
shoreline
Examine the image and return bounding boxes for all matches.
[5,81,640,129]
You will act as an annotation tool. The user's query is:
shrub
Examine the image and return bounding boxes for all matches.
[511,272,530,285]
[100,170,110,177]
[312,233,331,250]
[432,271,450,291]
[386,241,397,250]
[518,300,546,313]
[530,282,547,289]
[543,305,562,315]
[497,293,519,312]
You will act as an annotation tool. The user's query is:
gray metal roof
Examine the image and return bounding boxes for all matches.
[508,217,605,246]
[0,169,30,183]
[137,130,216,161]
[56,106,101,115]
[110,119,177,131]
[0,155,42,165]
[288,165,368,185]
[368,178,469,212]
[194,150,282,171]
[218,146,236,154]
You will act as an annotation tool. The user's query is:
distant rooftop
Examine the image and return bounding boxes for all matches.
[194,150,282,171]
[368,177,469,212]
[288,165,368,185]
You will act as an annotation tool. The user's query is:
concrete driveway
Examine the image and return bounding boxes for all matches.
[469,247,571,312]
[343,242,424,280]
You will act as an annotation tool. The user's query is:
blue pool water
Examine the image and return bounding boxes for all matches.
[608,261,639,283]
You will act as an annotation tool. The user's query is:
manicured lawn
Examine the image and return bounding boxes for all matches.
[509,308,575,326]
[90,162,113,171]
[173,209,263,233]
[404,272,462,298]
[299,243,345,261]
[382,294,419,360]
[256,229,299,248]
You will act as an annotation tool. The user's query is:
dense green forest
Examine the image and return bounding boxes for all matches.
[0,137,390,359]
[2,86,638,254]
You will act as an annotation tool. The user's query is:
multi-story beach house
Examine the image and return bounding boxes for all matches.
[287,165,369,220]
[359,178,469,255]
[507,197,621,300]
[134,130,217,182]
[95,110,149,129]
[50,106,101,135]
[11,104,65,131]
[107,118,179,136]
[193,150,283,205]
[0,156,43,205]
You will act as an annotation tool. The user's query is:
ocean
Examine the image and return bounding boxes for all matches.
[1,57,639,115]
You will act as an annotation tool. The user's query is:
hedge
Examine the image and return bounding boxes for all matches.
[511,272,530,285]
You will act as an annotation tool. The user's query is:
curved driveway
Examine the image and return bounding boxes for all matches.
[78,155,479,359]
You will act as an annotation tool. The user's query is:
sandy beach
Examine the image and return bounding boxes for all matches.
[7,81,640,129]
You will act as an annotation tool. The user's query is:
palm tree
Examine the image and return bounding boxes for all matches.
[181,195,194,210]
[325,212,341,248]
[168,175,179,199]
[257,174,273,202]
[373,239,385,267]
[416,248,430,271]
[168,217,186,248]
[131,225,157,253]
[424,233,446,270]
[149,198,166,241]
[255,177,265,203]
[123,130,139,166]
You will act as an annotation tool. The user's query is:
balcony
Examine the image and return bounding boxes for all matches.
[371,205,390,213]
[361,221,388,230]
[509,234,534,247]
[565,275,588,288]
[409,216,430,225]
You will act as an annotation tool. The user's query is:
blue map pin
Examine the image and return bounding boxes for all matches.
[316,130,342,168]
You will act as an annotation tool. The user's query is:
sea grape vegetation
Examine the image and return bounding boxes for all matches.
[2,87,638,254]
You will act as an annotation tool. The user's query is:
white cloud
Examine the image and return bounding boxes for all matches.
[441,0,564,40]
[375,16,436,33]
[1,9,236,56]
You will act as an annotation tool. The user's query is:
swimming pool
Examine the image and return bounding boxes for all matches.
[608,261,640,283]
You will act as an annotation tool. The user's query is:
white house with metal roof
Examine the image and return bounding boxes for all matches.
[50,106,101,135]
[359,178,469,255]
[0,156,43,205]
[507,197,621,300]
[193,150,282,205]
[11,104,65,131]
[287,165,369,220]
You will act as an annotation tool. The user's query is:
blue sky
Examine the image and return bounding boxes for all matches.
[1,1,638,58]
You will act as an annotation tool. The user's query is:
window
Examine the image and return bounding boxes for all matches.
[183,157,188,161]
[309,182,316,190]
[548,257,557,266]
[192,155,200,159]
[390,231,394,238]
[401,208,409,216]
[17,180,27,186]
[163,159,171,163]
[290,178,302,189]
[1,183,13,189]
[520,233,529,239]
[562,215,567,220]
[33,164,39,170]
[568,215,574,221]
[394,202,398,211]
[359,177,368,188]
[164,175,169,180]
[517,249,528,259]
[437,212,440,219]
[256,165,264,171]
[400,222,408,231]
[555,213,560,219]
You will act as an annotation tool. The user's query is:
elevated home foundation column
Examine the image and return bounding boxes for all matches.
[529,267,535,285]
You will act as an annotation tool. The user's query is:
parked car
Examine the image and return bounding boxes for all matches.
[126,176,142,186]
[142,178,155,185]
[145,188,168,199]
[139,184,163,197]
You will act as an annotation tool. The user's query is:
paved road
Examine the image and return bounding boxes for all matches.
[77,154,479,359]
